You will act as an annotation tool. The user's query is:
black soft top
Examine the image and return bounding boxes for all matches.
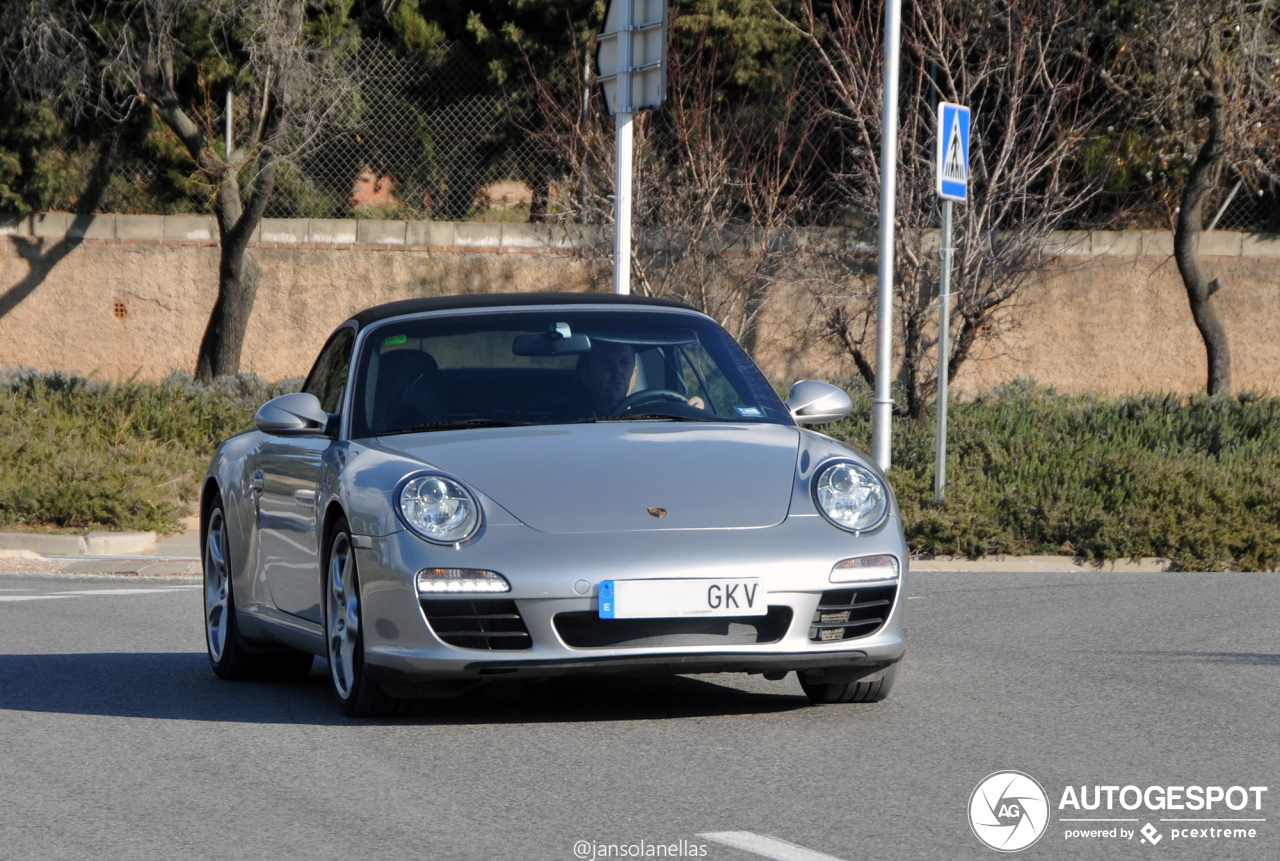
[350,291,696,329]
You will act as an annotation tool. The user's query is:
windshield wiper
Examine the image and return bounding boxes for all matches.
[596,412,720,423]
[382,419,536,435]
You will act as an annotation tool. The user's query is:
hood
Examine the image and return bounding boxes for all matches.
[376,423,801,534]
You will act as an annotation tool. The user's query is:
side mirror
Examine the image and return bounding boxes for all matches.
[255,392,332,436]
[785,380,853,425]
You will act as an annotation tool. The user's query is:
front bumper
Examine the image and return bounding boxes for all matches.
[355,514,908,687]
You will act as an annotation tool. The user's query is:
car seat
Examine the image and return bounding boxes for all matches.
[371,350,449,432]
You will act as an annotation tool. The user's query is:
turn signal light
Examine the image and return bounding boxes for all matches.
[415,568,510,594]
[829,555,900,583]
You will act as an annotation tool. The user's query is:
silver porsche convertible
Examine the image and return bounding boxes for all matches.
[201,293,907,715]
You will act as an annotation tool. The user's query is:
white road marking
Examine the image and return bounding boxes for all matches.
[61,588,192,596]
[0,587,198,603]
[0,595,75,603]
[699,832,848,861]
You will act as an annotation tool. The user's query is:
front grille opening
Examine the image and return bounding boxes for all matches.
[421,598,531,651]
[554,606,793,649]
[809,584,897,642]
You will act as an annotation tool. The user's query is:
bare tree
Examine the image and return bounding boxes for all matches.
[1094,0,1280,394]
[510,13,835,353]
[773,0,1115,420]
[1,0,363,380]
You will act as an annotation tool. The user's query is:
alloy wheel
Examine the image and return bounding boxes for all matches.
[204,508,230,662]
[326,532,360,700]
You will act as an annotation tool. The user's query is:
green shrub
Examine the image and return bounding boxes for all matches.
[0,369,298,534]
[825,382,1280,571]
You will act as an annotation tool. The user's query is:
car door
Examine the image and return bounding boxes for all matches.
[256,326,354,623]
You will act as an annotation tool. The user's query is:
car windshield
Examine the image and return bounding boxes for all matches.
[348,308,791,437]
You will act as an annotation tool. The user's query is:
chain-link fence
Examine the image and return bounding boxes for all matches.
[1202,178,1279,233]
[267,41,557,221]
[18,37,1273,232]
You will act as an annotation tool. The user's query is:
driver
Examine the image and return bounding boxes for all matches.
[578,340,638,416]
[576,341,704,416]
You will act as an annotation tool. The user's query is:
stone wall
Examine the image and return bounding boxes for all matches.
[2,212,1278,393]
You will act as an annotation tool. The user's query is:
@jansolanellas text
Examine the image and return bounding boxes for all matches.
[573,840,708,859]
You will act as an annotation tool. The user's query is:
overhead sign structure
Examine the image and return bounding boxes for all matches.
[933,101,971,503]
[936,102,970,202]
[596,0,668,295]
[596,0,667,115]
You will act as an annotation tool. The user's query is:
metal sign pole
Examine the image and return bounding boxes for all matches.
[934,198,952,503]
[612,0,634,296]
[597,0,665,295]
[934,100,969,503]
[872,0,903,473]
[614,112,633,295]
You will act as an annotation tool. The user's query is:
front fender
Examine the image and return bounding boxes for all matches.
[335,439,524,538]
[204,430,268,612]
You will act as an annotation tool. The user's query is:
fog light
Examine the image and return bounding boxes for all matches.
[415,568,510,594]
[829,554,899,583]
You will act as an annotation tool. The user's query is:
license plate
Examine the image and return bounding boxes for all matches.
[598,579,767,619]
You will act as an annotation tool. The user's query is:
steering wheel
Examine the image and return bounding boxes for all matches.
[610,388,689,416]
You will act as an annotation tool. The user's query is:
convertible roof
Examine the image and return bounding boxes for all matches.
[350,292,696,328]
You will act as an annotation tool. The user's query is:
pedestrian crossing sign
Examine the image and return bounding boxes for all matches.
[936,102,970,201]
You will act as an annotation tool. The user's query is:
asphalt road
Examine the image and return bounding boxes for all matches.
[1,570,1277,861]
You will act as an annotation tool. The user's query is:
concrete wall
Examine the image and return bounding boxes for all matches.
[2,212,1278,393]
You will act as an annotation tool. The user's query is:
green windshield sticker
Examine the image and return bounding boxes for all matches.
[383,334,408,347]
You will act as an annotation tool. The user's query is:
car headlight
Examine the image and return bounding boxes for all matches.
[398,474,481,544]
[813,460,889,533]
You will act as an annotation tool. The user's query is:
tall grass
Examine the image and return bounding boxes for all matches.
[1,371,1275,570]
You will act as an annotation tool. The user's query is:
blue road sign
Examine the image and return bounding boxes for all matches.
[936,103,971,202]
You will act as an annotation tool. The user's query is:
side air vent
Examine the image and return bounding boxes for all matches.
[809,584,897,642]
[421,599,531,650]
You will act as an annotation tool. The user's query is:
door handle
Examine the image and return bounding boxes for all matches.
[250,470,265,493]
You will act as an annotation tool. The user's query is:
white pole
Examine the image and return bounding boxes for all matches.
[614,113,633,295]
[582,54,591,221]
[872,0,903,471]
[225,90,233,157]
[934,199,953,503]
[612,0,635,295]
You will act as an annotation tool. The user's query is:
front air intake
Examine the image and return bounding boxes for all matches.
[554,607,792,649]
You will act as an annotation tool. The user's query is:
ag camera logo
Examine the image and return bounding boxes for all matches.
[969,771,1050,852]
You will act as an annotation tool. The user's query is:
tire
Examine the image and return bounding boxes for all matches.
[800,663,898,705]
[204,500,314,681]
[324,517,410,717]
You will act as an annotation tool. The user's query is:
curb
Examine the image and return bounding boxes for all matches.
[0,548,48,560]
[55,556,201,578]
[0,530,158,555]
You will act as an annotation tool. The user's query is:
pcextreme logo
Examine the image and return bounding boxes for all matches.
[969,771,1051,852]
